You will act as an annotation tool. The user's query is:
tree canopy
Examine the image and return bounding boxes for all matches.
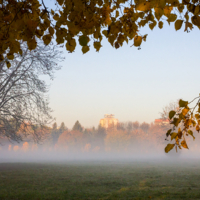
[0,0,199,67]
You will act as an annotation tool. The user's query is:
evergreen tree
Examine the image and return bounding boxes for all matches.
[51,122,58,145]
[59,122,67,134]
[52,122,57,131]
[72,121,83,132]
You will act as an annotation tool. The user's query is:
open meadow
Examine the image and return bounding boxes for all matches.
[1,158,200,200]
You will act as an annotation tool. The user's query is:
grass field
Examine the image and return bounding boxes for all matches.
[1,159,200,200]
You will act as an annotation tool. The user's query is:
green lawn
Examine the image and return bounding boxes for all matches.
[0,159,200,200]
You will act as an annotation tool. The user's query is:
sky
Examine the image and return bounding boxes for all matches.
[44,1,200,129]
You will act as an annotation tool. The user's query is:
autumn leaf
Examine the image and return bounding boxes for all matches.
[6,61,11,69]
[171,132,177,141]
[171,118,181,127]
[188,130,195,140]
[42,34,51,45]
[167,14,177,24]
[149,21,157,30]
[27,37,37,50]
[165,143,175,153]
[166,129,172,137]
[49,27,54,36]
[181,140,189,149]
[66,38,76,52]
[194,5,200,16]
[135,2,151,12]
[79,35,89,46]
[7,54,14,60]
[158,21,163,29]
[169,110,176,119]
[134,36,142,47]
[93,42,102,52]
[179,99,188,107]
[182,108,189,116]
[175,20,183,31]
[1,0,200,61]
[82,46,90,54]
[155,8,164,21]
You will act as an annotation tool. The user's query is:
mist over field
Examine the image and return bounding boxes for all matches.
[1,120,200,163]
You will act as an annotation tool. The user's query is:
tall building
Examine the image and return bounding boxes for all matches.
[99,114,118,129]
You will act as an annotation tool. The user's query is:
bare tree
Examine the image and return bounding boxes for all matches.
[0,42,63,142]
[160,101,179,120]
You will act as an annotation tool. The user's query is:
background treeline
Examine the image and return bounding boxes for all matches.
[1,120,200,155]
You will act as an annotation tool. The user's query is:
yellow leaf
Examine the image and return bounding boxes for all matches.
[143,34,148,41]
[169,110,176,119]
[66,38,76,52]
[166,129,172,137]
[134,36,142,47]
[6,61,11,69]
[135,2,151,12]
[93,42,102,52]
[49,27,54,36]
[181,140,189,149]
[79,35,89,46]
[178,4,184,13]
[160,0,166,8]
[164,6,173,16]
[158,21,163,29]
[149,21,157,30]
[165,143,175,153]
[82,46,90,54]
[196,125,200,132]
[27,20,38,33]
[53,14,59,21]
[194,5,200,15]
[171,132,177,140]
[188,130,195,140]
[57,0,64,5]
[102,30,108,37]
[184,22,193,32]
[42,34,51,45]
[192,15,200,26]
[7,53,14,60]
[179,99,188,107]
[155,8,164,21]
[27,37,37,50]
[182,108,189,116]
[116,10,119,18]
[167,14,177,24]
[175,20,183,31]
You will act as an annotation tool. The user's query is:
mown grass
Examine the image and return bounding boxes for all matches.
[1,159,200,200]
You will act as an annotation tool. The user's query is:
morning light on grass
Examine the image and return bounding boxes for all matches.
[1,0,200,199]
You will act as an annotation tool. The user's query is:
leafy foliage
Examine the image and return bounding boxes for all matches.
[165,97,200,153]
[1,0,199,63]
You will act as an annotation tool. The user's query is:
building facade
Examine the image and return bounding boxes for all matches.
[154,118,169,125]
[99,114,118,129]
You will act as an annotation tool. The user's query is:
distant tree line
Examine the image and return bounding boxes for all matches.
[2,120,189,155]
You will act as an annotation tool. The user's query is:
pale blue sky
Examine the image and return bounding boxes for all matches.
[44,1,200,129]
